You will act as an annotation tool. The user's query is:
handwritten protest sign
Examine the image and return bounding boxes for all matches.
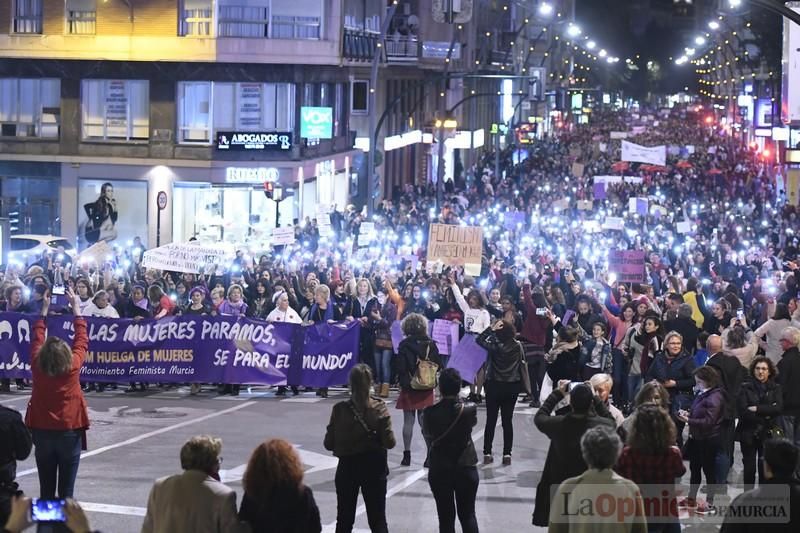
[676,221,694,234]
[629,197,648,215]
[271,227,296,246]
[142,242,232,274]
[577,200,593,211]
[431,319,460,355]
[608,250,646,283]
[610,131,628,140]
[427,224,483,268]
[571,162,585,177]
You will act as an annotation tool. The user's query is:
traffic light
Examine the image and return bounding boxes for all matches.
[263,181,274,199]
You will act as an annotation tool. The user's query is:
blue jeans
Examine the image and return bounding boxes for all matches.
[32,429,82,499]
[627,374,643,404]
[374,349,392,384]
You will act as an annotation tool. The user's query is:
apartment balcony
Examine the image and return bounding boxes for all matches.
[385,36,419,62]
[342,27,379,62]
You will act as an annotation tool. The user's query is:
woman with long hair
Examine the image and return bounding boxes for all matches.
[239,439,321,533]
[622,314,664,403]
[615,405,685,533]
[324,364,396,533]
[370,289,397,398]
[25,288,88,499]
[723,321,758,369]
[735,356,783,490]
[395,313,443,466]
[477,319,529,465]
[754,303,793,364]
[247,280,272,319]
[83,182,118,243]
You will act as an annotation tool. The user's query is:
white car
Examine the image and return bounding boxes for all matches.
[8,235,78,266]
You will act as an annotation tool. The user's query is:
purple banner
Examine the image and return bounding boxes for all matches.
[446,334,487,384]
[0,314,360,388]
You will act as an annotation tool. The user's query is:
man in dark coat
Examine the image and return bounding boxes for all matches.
[531,381,616,526]
[664,304,700,355]
[705,334,745,484]
[777,327,800,452]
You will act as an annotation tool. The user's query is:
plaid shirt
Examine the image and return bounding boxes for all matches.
[615,445,686,486]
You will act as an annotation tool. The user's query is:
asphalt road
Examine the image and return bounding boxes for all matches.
[3,386,548,533]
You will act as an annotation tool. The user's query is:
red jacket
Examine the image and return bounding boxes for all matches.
[25,318,90,431]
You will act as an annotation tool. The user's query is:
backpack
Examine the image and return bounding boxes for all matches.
[410,343,439,390]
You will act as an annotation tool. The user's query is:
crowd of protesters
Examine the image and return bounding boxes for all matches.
[2,103,800,531]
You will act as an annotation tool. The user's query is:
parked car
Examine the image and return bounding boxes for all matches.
[8,235,77,266]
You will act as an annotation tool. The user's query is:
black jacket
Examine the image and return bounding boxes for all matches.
[735,379,783,446]
[476,327,524,384]
[422,398,478,470]
[645,350,697,412]
[664,316,700,355]
[395,336,443,391]
[532,390,616,526]
[239,485,321,533]
[706,352,746,421]
[777,347,800,415]
[0,405,32,484]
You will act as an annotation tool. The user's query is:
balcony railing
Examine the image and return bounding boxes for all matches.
[271,15,320,40]
[343,27,379,61]
[385,36,419,61]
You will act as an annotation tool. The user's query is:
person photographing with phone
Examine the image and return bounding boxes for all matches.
[25,287,89,500]
[2,496,98,533]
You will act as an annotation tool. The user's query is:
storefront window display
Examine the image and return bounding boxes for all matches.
[77,179,148,249]
[0,175,60,236]
[173,183,297,245]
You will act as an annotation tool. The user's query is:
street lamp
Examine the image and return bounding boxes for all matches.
[695,36,706,45]
[539,2,554,17]
[586,40,596,50]
[566,24,581,38]
[598,49,607,58]
[729,0,742,8]
[708,20,720,30]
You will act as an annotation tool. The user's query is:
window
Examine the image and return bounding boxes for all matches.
[13,0,42,33]
[218,4,269,37]
[271,15,320,39]
[351,80,368,114]
[177,81,212,143]
[66,0,96,34]
[81,80,149,141]
[9,238,39,251]
[179,0,212,36]
[46,239,75,250]
[177,81,294,144]
[0,78,60,138]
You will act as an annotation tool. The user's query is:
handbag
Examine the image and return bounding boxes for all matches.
[761,422,785,441]
[410,344,439,390]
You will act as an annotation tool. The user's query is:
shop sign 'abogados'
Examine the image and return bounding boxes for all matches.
[216,131,292,151]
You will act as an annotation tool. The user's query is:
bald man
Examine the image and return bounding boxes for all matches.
[705,334,745,485]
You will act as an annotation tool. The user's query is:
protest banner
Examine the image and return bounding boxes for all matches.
[431,319,460,356]
[602,217,624,231]
[631,126,646,135]
[676,221,694,234]
[464,263,482,276]
[610,131,628,140]
[447,334,487,384]
[76,241,114,266]
[608,250,646,283]
[271,227,296,246]
[142,243,232,274]
[0,314,360,388]
[621,141,666,166]
[427,223,483,267]
[598,142,608,153]
[571,162,585,177]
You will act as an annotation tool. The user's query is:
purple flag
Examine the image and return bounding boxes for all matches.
[447,334,488,384]
[593,182,606,200]
[391,320,404,353]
